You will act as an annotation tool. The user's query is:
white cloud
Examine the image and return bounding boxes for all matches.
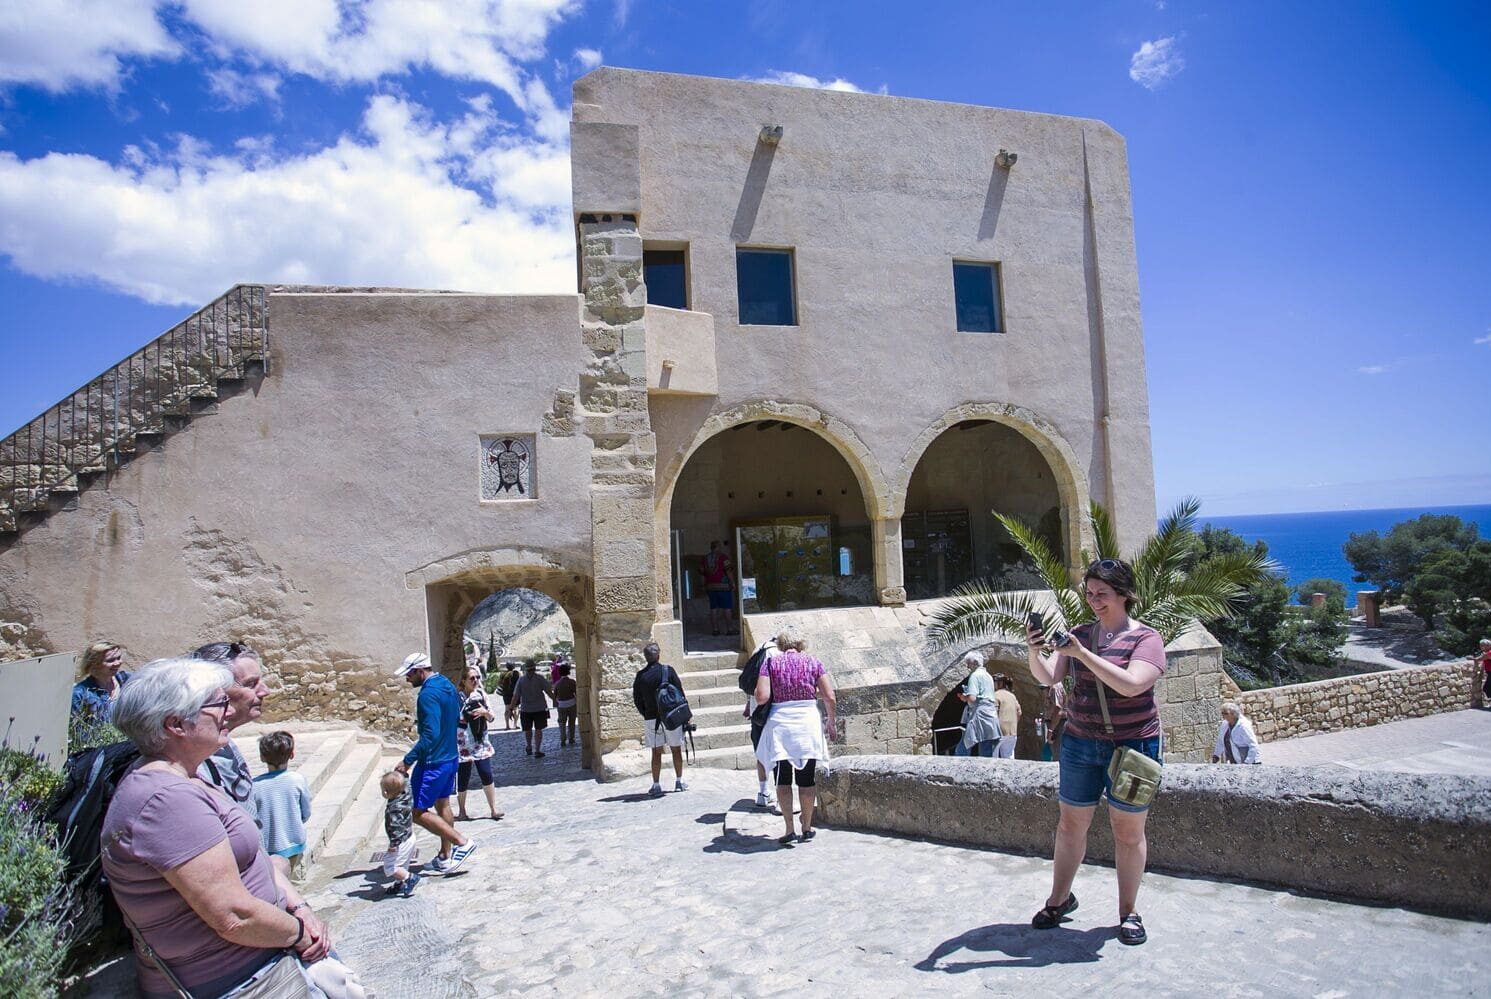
[750,70,887,95]
[1129,37,1184,90]
[1475,331,1491,346]
[0,0,177,91]
[0,95,575,305]
[205,67,281,108]
[1357,365,1389,375]
[573,47,602,71]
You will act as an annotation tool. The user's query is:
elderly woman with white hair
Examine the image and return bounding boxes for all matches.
[1211,701,1262,765]
[955,652,1002,757]
[754,631,837,845]
[103,658,368,998]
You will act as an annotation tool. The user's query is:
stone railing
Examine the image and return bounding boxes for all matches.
[1237,660,1478,742]
[817,755,1491,919]
[0,285,268,532]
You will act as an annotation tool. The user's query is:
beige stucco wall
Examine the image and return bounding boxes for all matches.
[573,68,1157,570]
[0,291,591,738]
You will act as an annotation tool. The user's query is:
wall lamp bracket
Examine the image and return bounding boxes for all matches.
[759,125,784,145]
[996,148,1018,169]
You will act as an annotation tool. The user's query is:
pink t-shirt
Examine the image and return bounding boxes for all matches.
[766,651,826,702]
[1060,622,1167,741]
[101,765,282,997]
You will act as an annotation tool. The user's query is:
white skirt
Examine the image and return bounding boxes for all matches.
[755,700,830,774]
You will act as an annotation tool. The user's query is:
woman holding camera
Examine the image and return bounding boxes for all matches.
[1024,558,1166,946]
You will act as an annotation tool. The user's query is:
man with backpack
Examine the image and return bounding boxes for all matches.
[632,641,690,797]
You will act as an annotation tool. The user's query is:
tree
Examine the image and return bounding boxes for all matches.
[1294,577,1347,609]
[1404,540,1491,654]
[1193,527,1292,684]
[927,497,1276,651]
[486,629,499,675]
[1343,514,1480,605]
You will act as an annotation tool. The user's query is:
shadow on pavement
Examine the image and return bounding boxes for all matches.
[598,790,661,803]
[916,922,1114,971]
[485,728,591,787]
[702,831,784,855]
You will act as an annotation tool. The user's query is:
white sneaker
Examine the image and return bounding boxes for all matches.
[755,791,771,808]
[674,779,688,792]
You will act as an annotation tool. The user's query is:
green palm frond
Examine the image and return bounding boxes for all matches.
[1088,500,1121,560]
[925,581,1038,650]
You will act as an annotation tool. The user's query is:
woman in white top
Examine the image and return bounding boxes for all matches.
[1212,702,1261,764]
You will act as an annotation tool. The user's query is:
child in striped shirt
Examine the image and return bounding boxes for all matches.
[252,730,312,880]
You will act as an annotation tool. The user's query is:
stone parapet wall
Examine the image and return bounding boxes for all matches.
[1238,661,1478,743]
[817,755,1491,920]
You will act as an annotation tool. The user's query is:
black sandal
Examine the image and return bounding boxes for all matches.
[1118,913,1146,945]
[1031,892,1078,929]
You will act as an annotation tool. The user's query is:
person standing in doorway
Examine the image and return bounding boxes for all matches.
[992,673,1022,759]
[701,540,737,637]
[632,642,688,796]
[393,653,477,874]
[554,663,579,747]
[510,660,554,758]
[956,653,1001,758]
[499,662,521,730]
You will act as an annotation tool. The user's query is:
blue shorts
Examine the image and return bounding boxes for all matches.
[411,758,458,810]
[708,589,733,609]
[1057,732,1162,814]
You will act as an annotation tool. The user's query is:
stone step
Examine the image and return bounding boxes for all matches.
[684,684,746,710]
[302,739,385,867]
[686,743,758,771]
[292,731,357,797]
[677,650,742,673]
[690,722,753,753]
[690,702,751,730]
[319,751,406,867]
[678,667,741,688]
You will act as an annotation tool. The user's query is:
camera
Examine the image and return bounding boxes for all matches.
[1048,627,1074,649]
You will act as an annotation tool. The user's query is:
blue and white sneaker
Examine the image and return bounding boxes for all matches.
[399,873,421,898]
[427,856,451,873]
[445,842,478,873]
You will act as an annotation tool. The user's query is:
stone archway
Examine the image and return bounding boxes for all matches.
[892,403,1092,575]
[654,400,896,618]
[918,640,1044,758]
[405,548,597,769]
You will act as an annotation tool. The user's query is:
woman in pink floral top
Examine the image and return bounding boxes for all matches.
[753,633,837,845]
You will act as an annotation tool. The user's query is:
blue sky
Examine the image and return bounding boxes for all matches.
[1,0,1487,517]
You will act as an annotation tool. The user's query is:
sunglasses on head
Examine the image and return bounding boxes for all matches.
[1088,559,1121,573]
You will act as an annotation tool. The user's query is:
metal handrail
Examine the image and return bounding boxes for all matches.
[0,284,268,526]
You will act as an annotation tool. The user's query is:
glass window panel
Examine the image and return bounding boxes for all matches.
[643,249,688,310]
[736,248,797,326]
[953,261,1001,333]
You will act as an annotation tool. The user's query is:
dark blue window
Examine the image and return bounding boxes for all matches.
[953,261,1001,333]
[736,248,797,326]
[644,249,688,309]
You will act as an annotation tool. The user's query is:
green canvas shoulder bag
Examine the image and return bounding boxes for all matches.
[1087,628,1163,808]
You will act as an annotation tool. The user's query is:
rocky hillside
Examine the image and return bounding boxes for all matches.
[464,588,572,660]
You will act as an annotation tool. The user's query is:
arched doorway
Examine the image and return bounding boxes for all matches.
[921,647,1046,759]
[668,420,876,650]
[407,549,595,772]
[901,420,1066,600]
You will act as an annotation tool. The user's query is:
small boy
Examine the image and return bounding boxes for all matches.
[380,770,420,897]
[252,731,312,880]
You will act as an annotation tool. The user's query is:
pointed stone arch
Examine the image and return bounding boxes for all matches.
[892,402,1092,572]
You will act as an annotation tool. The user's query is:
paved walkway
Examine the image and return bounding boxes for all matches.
[1264,708,1491,778]
[305,759,1491,997]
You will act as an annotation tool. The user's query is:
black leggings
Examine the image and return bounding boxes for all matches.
[458,757,494,791]
[774,759,817,788]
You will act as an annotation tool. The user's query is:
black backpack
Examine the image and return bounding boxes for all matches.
[654,671,693,732]
[45,741,142,951]
[738,644,772,696]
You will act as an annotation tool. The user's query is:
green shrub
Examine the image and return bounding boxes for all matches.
[68,712,127,756]
[0,738,72,998]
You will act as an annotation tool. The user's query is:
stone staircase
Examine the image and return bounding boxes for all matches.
[675,649,757,770]
[231,723,404,874]
[0,284,268,535]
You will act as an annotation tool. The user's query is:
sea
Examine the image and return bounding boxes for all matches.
[1199,504,1491,609]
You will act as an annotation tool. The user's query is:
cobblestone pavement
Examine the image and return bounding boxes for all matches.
[1264,708,1491,777]
[306,749,1491,998]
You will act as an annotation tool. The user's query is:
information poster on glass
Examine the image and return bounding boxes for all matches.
[734,515,834,614]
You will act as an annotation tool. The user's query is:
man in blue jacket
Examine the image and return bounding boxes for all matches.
[393,653,477,873]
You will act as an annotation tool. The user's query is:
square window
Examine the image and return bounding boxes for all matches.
[736,247,797,326]
[643,248,688,310]
[953,261,1002,333]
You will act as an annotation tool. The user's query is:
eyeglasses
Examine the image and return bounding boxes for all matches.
[200,697,232,714]
[1088,559,1121,573]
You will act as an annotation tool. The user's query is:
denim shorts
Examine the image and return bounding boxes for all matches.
[1058,732,1162,813]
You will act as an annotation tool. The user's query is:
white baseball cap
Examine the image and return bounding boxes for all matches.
[395,652,431,676]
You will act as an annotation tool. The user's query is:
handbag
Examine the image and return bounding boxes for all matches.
[1087,629,1163,807]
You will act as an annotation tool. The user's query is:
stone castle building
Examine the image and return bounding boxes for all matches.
[0,69,1227,775]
